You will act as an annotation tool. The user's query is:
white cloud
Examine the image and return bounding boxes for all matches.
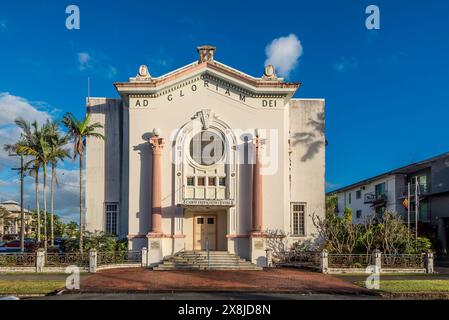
[76,51,118,79]
[333,57,358,73]
[0,167,83,223]
[326,181,341,191]
[0,20,6,31]
[265,34,303,78]
[0,92,51,126]
[0,93,52,169]
[78,52,91,70]
[106,65,118,79]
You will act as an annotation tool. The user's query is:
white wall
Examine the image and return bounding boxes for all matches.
[85,98,122,234]
[289,99,325,242]
[336,175,400,223]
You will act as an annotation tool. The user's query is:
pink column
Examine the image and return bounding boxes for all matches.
[149,134,165,235]
[252,135,263,234]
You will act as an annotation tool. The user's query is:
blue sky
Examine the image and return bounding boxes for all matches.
[0,0,448,221]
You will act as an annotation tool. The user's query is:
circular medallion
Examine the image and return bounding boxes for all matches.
[189,131,225,166]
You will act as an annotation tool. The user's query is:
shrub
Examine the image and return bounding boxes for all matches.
[313,210,432,254]
[61,230,127,253]
[412,237,432,253]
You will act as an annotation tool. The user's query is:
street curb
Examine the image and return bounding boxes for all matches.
[60,288,381,297]
[380,292,449,300]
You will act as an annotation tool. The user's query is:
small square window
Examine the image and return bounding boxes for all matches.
[208,177,216,186]
[197,177,205,186]
[187,177,195,186]
[197,218,204,224]
[207,218,214,225]
[219,177,226,186]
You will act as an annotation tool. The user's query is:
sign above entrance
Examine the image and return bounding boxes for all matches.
[180,199,235,208]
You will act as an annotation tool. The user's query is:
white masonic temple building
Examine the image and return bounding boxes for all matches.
[85,46,325,266]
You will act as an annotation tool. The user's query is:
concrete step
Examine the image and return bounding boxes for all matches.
[154,266,262,271]
[168,258,247,263]
[160,262,256,267]
[174,254,237,258]
[153,251,262,271]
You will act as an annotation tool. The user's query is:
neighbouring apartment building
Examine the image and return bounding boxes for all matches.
[329,152,449,253]
[0,200,34,238]
[85,46,326,266]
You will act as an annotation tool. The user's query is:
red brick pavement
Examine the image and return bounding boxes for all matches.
[79,268,371,295]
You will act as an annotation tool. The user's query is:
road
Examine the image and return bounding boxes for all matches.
[26,292,382,300]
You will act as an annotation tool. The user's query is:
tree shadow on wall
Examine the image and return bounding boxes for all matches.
[291,112,326,162]
[132,132,153,235]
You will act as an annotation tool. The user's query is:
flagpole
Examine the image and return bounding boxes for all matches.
[407,182,411,237]
[415,176,419,241]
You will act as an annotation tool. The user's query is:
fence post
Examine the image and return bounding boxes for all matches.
[372,249,382,273]
[265,249,272,268]
[426,251,434,274]
[141,247,148,268]
[320,249,328,274]
[89,249,97,273]
[36,248,45,273]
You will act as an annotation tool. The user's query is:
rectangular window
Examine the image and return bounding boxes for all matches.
[419,201,429,221]
[375,206,386,220]
[410,174,428,193]
[208,177,216,186]
[197,177,205,186]
[291,203,306,236]
[348,192,352,204]
[356,190,362,199]
[105,203,118,235]
[187,177,195,186]
[197,218,204,225]
[375,183,386,196]
[218,177,226,186]
[356,210,362,219]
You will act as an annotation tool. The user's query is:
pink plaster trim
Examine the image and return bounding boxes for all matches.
[146,233,186,239]
[127,234,148,240]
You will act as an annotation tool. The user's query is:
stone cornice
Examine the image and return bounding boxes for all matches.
[115,61,300,98]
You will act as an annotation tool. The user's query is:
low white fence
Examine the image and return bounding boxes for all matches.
[277,250,434,274]
[0,248,149,273]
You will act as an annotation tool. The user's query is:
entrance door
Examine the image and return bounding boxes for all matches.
[194,215,217,251]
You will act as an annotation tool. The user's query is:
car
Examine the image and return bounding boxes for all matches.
[0,296,20,300]
[5,240,20,248]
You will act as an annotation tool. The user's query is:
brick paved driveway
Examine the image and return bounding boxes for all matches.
[78,268,372,295]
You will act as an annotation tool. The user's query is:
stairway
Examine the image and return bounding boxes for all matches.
[153,251,263,271]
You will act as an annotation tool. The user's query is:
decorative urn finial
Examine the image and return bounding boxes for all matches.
[197,45,216,63]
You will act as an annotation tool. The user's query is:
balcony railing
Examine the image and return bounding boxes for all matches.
[399,183,430,198]
[364,192,388,204]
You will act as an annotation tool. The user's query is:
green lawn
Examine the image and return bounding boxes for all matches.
[356,280,449,293]
[0,280,65,295]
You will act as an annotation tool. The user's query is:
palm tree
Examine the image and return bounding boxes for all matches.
[4,119,42,244]
[62,113,104,253]
[17,121,52,251]
[46,121,70,246]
